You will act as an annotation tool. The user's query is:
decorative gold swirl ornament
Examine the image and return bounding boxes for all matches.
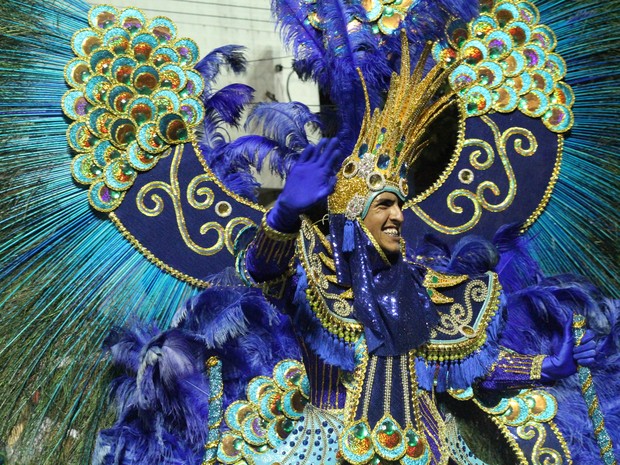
[410,115,538,234]
[137,145,255,256]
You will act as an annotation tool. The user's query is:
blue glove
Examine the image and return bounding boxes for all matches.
[541,319,597,382]
[267,138,342,232]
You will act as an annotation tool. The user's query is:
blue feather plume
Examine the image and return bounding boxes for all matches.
[271,0,327,84]
[242,101,321,175]
[194,45,248,94]
[95,271,301,465]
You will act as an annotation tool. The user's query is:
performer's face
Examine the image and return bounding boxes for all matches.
[362,192,404,256]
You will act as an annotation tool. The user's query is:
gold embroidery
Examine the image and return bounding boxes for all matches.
[409,115,539,235]
[343,338,369,425]
[400,354,412,427]
[550,421,573,464]
[298,219,361,339]
[431,279,488,338]
[362,355,378,420]
[422,269,469,305]
[517,422,564,465]
[521,136,563,232]
[109,212,210,288]
[418,272,502,362]
[531,355,546,380]
[250,213,297,266]
[136,144,256,256]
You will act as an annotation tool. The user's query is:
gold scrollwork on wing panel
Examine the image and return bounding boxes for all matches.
[187,173,215,210]
[136,144,256,256]
[410,115,539,235]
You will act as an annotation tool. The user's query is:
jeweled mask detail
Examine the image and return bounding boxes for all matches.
[62,6,204,211]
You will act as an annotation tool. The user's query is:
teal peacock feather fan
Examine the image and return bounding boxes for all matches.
[0,1,205,463]
[525,0,619,297]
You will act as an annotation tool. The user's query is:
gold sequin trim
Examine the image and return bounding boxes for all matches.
[251,212,297,266]
[531,354,546,380]
[521,135,563,232]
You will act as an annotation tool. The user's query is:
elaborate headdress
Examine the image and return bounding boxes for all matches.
[328,34,457,222]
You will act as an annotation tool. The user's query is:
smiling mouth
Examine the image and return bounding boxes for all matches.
[382,227,400,238]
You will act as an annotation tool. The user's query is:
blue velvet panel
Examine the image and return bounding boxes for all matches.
[113,142,264,283]
[404,111,560,248]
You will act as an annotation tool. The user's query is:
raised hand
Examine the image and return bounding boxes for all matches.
[267,138,342,232]
[541,319,597,382]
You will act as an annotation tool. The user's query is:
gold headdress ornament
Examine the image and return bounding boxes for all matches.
[328,32,458,221]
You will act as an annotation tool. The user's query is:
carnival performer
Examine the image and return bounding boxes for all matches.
[234,48,598,464]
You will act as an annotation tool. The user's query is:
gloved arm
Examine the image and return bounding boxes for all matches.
[478,319,597,390]
[241,138,342,292]
[267,138,342,232]
[540,320,597,382]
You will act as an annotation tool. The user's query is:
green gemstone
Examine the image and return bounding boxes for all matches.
[432,275,439,283]
[283,419,294,433]
[354,423,369,439]
[384,6,394,16]
[382,420,395,435]
[290,373,301,385]
[121,163,135,176]
[406,430,419,447]
[233,438,243,451]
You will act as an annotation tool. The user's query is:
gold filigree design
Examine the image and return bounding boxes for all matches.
[422,268,469,304]
[472,390,568,465]
[415,272,502,362]
[472,389,558,428]
[136,144,256,256]
[430,279,488,338]
[410,115,539,235]
[517,422,564,465]
[298,219,361,334]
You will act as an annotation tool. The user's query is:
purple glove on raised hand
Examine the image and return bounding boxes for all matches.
[541,319,597,382]
[267,138,342,233]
